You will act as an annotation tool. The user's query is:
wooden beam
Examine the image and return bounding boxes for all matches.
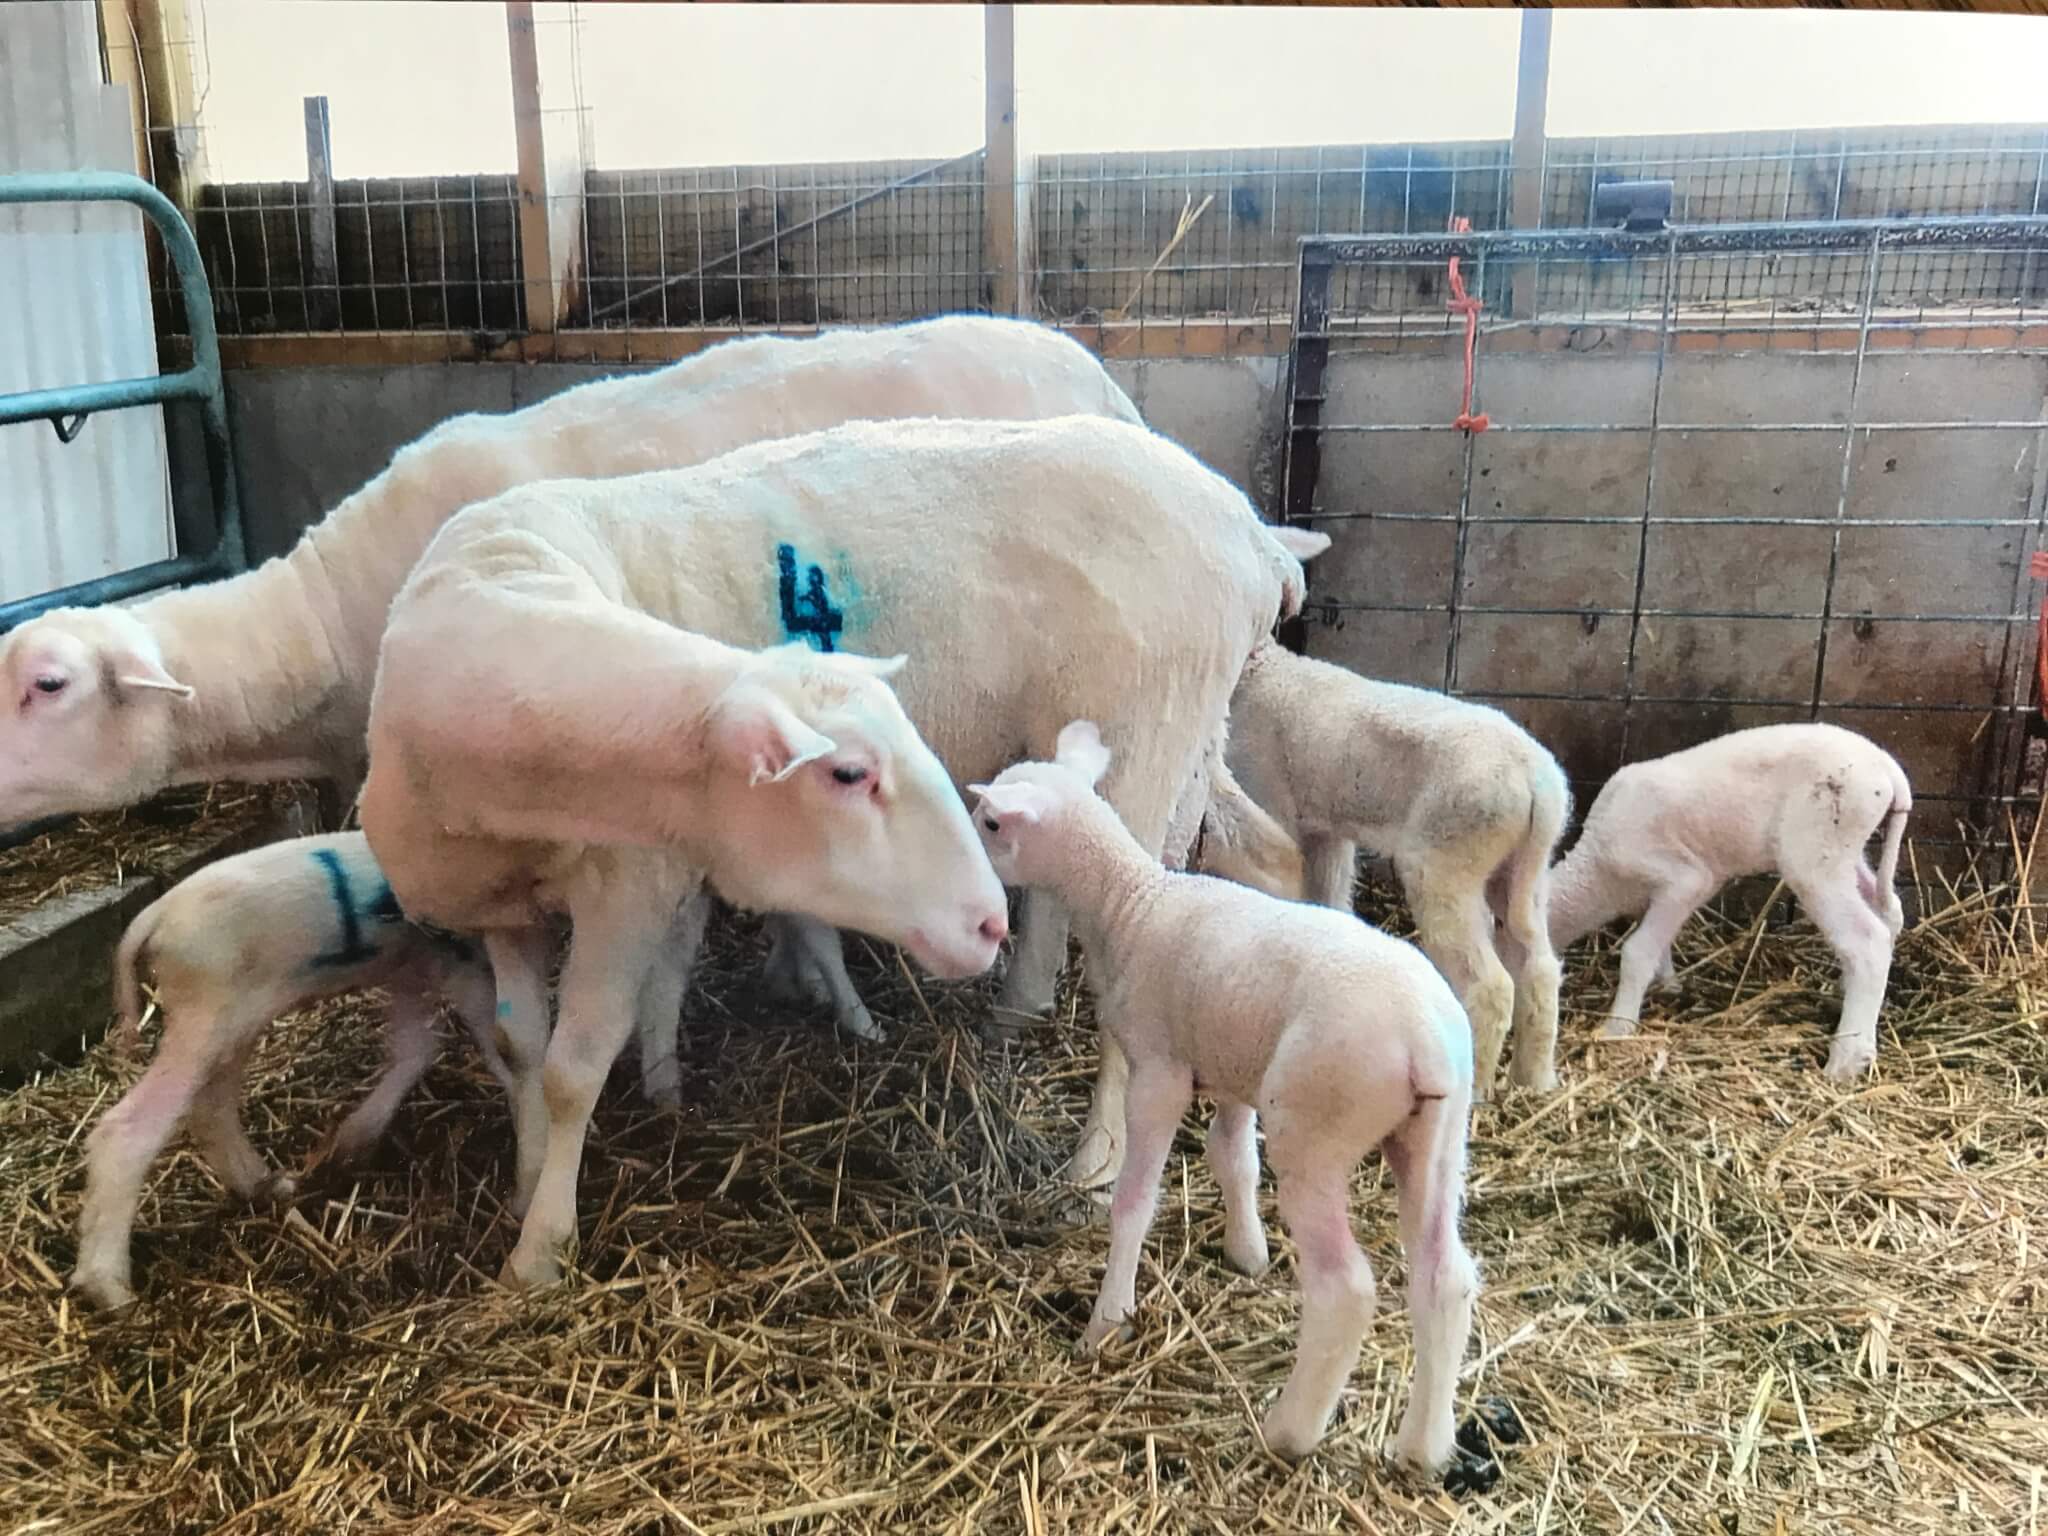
[127,0,207,213]
[1509,8,1552,317]
[96,0,148,176]
[303,97,339,331]
[506,1,592,337]
[982,4,1037,319]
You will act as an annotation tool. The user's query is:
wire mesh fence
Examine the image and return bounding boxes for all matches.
[1280,217,2048,878]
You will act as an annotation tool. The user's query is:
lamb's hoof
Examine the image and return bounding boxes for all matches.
[640,1058,684,1112]
[1388,1425,1456,1482]
[255,1170,301,1205]
[1063,1124,1123,1191]
[761,953,830,1009]
[69,1269,136,1313]
[1223,1227,1271,1278]
[1259,1405,1323,1462]
[993,978,1056,1019]
[1509,1065,1561,1095]
[1077,1315,1130,1357]
[1824,1041,1876,1082]
[1595,1018,1639,1042]
[500,1244,564,1290]
[833,1003,885,1044]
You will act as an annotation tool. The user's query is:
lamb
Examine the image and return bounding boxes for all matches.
[70,832,498,1311]
[1223,642,1570,1097]
[359,415,1323,1284]
[1544,722,1912,1081]
[0,314,1146,1058]
[968,722,1479,1473]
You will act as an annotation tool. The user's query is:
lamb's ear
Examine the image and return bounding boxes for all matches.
[711,685,837,786]
[1270,525,1331,562]
[832,651,908,681]
[973,781,1050,831]
[113,648,194,699]
[1054,720,1111,788]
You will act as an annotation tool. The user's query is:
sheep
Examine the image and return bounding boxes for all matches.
[1543,722,1912,1081]
[359,415,1323,1284]
[968,721,1480,1473]
[0,314,1146,1071]
[70,832,498,1311]
[1222,642,1571,1098]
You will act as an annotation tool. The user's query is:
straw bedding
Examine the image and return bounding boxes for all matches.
[0,853,2042,1533]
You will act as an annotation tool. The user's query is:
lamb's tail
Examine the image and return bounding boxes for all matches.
[1197,747,1305,902]
[110,894,168,1059]
[1868,755,1912,937]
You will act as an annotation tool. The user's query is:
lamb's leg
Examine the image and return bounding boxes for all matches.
[1261,1163,1378,1461]
[1606,878,1709,1039]
[760,914,832,1008]
[186,1045,276,1201]
[1794,871,1894,1082]
[1080,1057,1192,1351]
[71,1029,216,1310]
[1405,863,1516,1100]
[1381,1092,1481,1476]
[1206,1100,1269,1276]
[483,927,555,1218]
[996,889,1067,1019]
[1068,1035,1130,1190]
[781,917,884,1042]
[318,972,444,1176]
[1302,834,1359,914]
[636,894,709,1107]
[503,891,676,1289]
[1500,884,1564,1095]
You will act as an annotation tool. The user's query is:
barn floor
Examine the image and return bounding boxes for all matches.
[0,863,2043,1534]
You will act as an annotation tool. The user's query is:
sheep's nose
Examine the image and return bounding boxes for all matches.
[979,912,1009,945]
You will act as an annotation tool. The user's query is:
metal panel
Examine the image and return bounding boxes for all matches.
[0,0,172,607]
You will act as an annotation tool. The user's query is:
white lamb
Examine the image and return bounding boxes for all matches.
[0,315,1146,1053]
[360,415,1321,1285]
[970,722,1480,1473]
[1543,722,1912,1080]
[1223,642,1571,1097]
[71,832,497,1311]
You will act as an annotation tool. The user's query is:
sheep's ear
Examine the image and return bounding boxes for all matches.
[113,648,194,699]
[712,686,837,786]
[973,781,1049,831]
[1054,720,1111,788]
[1270,526,1331,562]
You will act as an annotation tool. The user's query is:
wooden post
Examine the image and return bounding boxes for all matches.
[982,4,1036,319]
[303,97,339,331]
[127,0,208,214]
[507,1,591,336]
[96,0,149,176]
[1509,8,1552,318]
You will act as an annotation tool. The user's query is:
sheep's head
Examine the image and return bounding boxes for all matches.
[0,606,191,828]
[968,720,1112,887]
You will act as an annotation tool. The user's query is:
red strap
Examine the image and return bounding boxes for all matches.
[1446,215,1489,435]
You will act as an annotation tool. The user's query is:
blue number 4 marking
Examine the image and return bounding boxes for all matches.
[777,542,845,653]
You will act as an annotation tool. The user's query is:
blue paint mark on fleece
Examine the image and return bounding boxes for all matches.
[309,848,402,968]
[496,999,513,1019]
[776,542,846,652]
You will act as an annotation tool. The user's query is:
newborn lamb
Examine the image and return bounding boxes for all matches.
[970,722,1480,1472]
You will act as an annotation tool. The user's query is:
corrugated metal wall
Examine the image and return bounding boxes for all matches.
[0,0,172,607]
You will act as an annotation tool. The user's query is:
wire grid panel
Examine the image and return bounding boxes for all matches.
[1283,218,2048,876]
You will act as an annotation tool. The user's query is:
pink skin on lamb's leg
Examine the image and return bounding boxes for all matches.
[1079,1059,1193,1352]
[1206,1100,1270,1277]
[1382,1096,1480,1475]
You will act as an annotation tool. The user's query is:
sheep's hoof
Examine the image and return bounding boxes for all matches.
[1224,1227,1272,1278]
[1387,1423,1456,1482]
[255,1170,301,1205]
[1063,1124,1123,1191]
[1077,1315,1130,1356]
[834,1002,886,1044]
[993,978,1057,1019]
[1259,1406,1322,1462]
[640,1057,684,1111]
[501,1242,564,1290]
[1595,1018,1639,1042]
[1823,1041,1876,1082]
[69,1268,136,1313]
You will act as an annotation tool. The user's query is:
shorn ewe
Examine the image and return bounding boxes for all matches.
[361,416,1321,1283]
[0,315,1143,1041]
[1224,642,1570,1098]
[71,833,496,1310]
[970,723,1479,1473]
[1545,722,1911,1080]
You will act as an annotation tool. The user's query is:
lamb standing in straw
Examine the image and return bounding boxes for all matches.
[970,722,1479,1471]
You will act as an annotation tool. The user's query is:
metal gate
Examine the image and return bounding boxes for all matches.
[1281,216,2048,879]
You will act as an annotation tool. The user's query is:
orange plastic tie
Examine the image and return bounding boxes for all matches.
[1445,215,1489,435]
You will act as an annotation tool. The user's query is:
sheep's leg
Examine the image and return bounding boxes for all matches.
[187,1045,276,1201]
[1655,950,1680,991]
[503,895,676,1289]
[1302,834,1359,914]
[318,976,444,1177]
[636,894,709,1107]
[1381,1092,1481,1476]
[72,1024,225,1310]
[1794,871,1894,1082]
[1080,1059,1193,1352]
[483,928,555,1218]
[1206,1100,1269,1277]
[1606,879,1708,1039]
[1405,863,1516,1101]
[760,914,832,1008]
[779,917,885,1043]
[1260,1163,1378,1461]
[996,889,1067,1019]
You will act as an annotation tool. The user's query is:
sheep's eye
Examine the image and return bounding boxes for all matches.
[983,815,1000,833]
[831,764,868,786]
[33,676,65,695]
